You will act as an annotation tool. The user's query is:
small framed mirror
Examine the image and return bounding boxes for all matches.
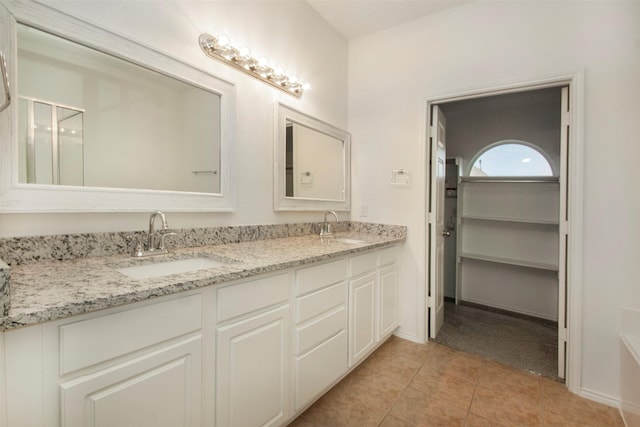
[274,103,350,211]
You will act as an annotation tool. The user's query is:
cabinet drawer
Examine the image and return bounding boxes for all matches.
[59,293,201,375]
[379,246,399,266]
[350,251,377,277]
[216,273,289,322]
[296,306,346,354]
[296,281,347,324]
[296,259,348,296]
[295,330,348,411]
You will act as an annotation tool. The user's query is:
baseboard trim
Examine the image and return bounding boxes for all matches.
[459,299,558,326]
[579,387,620,409]
[393,329,421,344]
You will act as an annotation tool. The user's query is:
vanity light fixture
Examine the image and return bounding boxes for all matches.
[199,33,307,98]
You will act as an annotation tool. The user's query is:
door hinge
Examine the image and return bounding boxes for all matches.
[558,327,568,342]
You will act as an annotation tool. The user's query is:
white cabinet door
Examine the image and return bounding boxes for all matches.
[348,272,377,367]
[216,304,290,427]
[294,328,347,411]
[60,336,202,427]
[378,265,399,339]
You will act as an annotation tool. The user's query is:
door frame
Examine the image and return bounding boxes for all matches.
[424,71,584,394]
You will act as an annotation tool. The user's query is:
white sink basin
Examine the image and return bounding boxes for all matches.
[117,257,226,280]
[334,238,366,245]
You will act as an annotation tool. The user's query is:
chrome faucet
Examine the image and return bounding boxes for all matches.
[129,211,176,257]
[148,210,168,251]
[320,211,339,237]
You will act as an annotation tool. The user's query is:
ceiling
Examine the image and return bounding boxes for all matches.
[306,0,473,40]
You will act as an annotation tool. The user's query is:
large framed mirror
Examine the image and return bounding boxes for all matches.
[0,2,236,212]
[274,103,350,211]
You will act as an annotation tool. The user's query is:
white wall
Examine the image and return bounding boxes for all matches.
[349,0,640,403]
[0,0,348,236]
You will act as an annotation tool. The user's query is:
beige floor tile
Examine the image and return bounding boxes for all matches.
[295,396,385,427]
[287,414,315,427]
[378,414,411,427]
[470,386,542,426]
[540,378,622,427]
[412,346,456,379]
[410,368,476,409]
[292,337,623,427]
[464,413,495,427]
[477,360,542,398]
[360,347,424,385]
[389,386,468,427]
[343,364,407,403]
[294,362,407,427]
[441,351,487,384]
[376,335,430,360]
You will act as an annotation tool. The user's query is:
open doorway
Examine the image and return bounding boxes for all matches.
[427,84,572,382]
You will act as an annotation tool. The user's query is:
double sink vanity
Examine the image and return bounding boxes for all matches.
[0,2,406,426]
[0,220,406,426]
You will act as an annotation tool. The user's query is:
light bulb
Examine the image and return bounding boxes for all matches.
[217,34,230,47]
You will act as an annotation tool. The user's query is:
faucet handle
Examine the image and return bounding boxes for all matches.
[126,234,145,257]
[158,232,177,251]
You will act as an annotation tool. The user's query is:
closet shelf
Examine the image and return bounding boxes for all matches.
[460,176,559,184]
[460,215,559,225]
[459,252,559,271]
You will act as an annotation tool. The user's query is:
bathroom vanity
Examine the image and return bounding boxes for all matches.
[0,224,405,427]
[0,3,404,425]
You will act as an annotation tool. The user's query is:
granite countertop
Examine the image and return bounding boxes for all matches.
[1,232,403,331]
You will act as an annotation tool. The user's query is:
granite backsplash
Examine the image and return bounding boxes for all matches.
[0,221,406,267]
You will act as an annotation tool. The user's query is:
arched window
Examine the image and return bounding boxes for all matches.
[468,141,555,177]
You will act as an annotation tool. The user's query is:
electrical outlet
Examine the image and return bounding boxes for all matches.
[360,204,368,217]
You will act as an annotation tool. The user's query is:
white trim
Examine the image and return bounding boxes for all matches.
[424,71,584,394]
[392,330,421,344]
[578,388,621,409]
[566,71,585,395]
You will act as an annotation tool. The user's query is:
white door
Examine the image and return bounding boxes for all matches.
[428,105,447,339]
[557,86,570,379]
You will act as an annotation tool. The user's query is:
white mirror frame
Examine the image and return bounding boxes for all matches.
[0,2,236,213]
[274,103,351,211]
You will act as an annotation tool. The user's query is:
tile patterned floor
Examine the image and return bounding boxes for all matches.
[289,336,623,427]
[434,301,558,380]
